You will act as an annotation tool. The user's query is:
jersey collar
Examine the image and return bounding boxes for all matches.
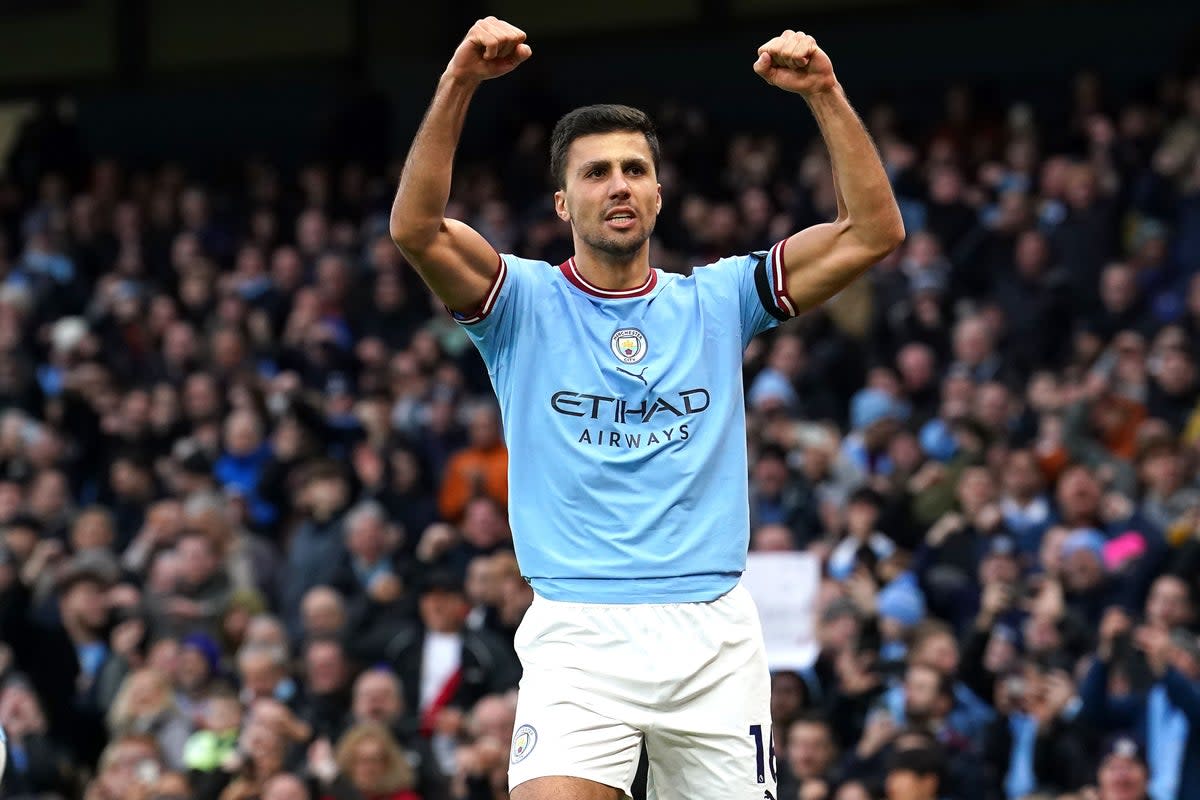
[559,257,658,299]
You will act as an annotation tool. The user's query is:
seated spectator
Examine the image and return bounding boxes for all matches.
[183,693,242,772]
[777,714,841,800]
[308,722,422,800]
[83,735,164,800]
[106,667,193,771]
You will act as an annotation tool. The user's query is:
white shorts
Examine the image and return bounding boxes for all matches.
[508,582,776,799]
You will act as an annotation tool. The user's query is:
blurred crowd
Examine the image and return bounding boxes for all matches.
[2,63,1200,800]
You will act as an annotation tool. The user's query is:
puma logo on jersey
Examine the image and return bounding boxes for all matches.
[616,366,648,385]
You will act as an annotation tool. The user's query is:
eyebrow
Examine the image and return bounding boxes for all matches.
[578,157,650,175]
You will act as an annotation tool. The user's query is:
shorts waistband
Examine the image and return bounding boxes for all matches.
[527,574,744,608]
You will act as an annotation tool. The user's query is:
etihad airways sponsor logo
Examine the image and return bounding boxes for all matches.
[550,388,710,424]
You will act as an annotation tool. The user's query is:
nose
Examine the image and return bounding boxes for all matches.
[607,173,631,199]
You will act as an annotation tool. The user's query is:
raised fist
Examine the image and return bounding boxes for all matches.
[446,17,532,83]
[753,29,836,96]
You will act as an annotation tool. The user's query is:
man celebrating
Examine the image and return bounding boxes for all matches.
[389,16,903,800]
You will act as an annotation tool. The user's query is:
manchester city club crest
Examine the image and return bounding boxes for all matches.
[610,327,647,364]
[511,724,538,764]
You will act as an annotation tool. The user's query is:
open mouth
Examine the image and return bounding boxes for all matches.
[605,208,636,229]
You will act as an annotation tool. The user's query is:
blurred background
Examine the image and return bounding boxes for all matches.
[3,1,1200,800]
[0,0,1197,169]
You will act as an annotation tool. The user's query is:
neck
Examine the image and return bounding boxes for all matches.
[572,242,652,291]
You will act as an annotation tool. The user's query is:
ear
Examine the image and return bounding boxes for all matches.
[554,189,570,222]
[656,184,662,215]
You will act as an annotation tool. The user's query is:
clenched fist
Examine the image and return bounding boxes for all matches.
[446,17,532,83]
[753,29,837,96]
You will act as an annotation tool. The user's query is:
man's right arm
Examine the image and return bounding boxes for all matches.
[389,18,531,314]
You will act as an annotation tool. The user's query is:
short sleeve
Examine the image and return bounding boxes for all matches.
[710,239,798,346]
[451,253,534,374]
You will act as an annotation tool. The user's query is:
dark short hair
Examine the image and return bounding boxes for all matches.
[549,104,661,189]
[789,712,834,739]
[887,744,946,783]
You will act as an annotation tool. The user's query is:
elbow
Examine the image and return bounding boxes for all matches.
[388,210,442,256]
[850,214,905,261]
[390,228,440,263]
[872,213,906,256]
[887,215,907,250]
[389,223,432,257]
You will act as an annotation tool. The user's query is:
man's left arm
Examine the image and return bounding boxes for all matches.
[754,30,905,314]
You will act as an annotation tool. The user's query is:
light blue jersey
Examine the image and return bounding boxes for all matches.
[456,241,796,603]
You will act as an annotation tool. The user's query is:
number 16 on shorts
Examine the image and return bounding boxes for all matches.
[748,724,776,785]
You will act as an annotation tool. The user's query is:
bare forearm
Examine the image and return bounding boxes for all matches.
[390,74,480,250]
[831,162,848,220]
[806,85,903,246]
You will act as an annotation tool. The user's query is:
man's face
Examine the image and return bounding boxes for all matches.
[1015,231,1048,278]
[3,523,37,561]
[224,412,261,456]
[1057,467,1100,523]
[786,722,835,780]
[1003,451,1042,499]
[301,591,345,636]
[753,457,788,496]
[903,666,942,720]
[347,516,386,563]
[979,551,1019,587]
[555,132,661,260]
[956,467,995,512]
[885,769,937,800]
[461,499,508,549]
[29,471,68,517]
[897,345,934,390]
[176,536,216,587]
[305,642,347,695]
[1158,349,1196,394]
[920,635,960,678]
[1101,266,1136,312]
[62,579,109,632]
[1146,576,1193,630]
[1063,549,1104,592]
[419,589,467,633]
[353,672,402,724]
[177,646,211,692]
[240,654,283,700]
[1098,755,1148,800]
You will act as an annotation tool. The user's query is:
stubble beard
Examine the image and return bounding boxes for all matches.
[578,218,656,260]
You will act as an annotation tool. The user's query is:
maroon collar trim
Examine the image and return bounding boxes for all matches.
[558,257,657,298]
